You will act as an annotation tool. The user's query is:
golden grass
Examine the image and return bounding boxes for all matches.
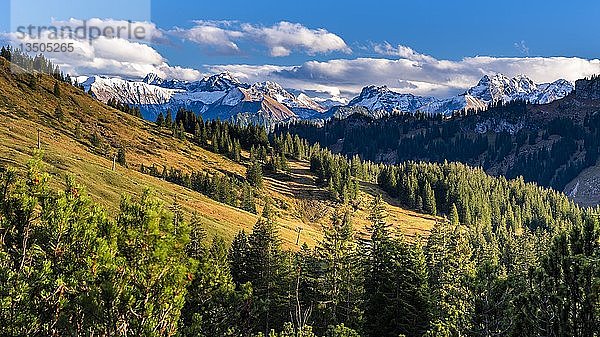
[0,58,436,249]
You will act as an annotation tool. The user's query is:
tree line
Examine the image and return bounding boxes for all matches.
[140,163,258,214]
[1,154,598,336]
[106,98,143,118]
[278,99,600,192]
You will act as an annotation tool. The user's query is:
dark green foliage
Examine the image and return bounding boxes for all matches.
[106,98,142,118]
[314,208,362,331]
[1,47,70,82]
[117,147,127,167]
[162,107,269,163]
[179,237,249,337]
[0,46,11,61]
[449,203,459,226]
[0,154,192,336]
[140,164,241,208]
[165,109,173,129]
[156,112,165,127]
[422,181,436,215]
[377,161,579,232]
[309,148,360,203]
[266,152,290,173]
[230,206,292,334]
[2,103,600,337]
[514,215,600,337]
[247,160,264,189]
[278,100,600,192]
[1,156,600,337]
[362,196,431,337]
[425,221,475,335]
[53,81,60,97]
[242,183,258,214]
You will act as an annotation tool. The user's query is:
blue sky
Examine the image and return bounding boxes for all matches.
[2,0,600,99]
[149,0,600,67]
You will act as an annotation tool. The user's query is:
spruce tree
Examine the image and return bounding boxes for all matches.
[53,81,61,97]
[450,203,460,226]
[241,183,257,214]
[363,194,396,337]
[246,160,264,190]
[165,109,173,129]
[179,237,241,337]
[317,208,361,330]
[230,230,251,285]
[156,112,165,127]
[117,147,127,167]
[423,181,436,215]
[244,205,290,334]
[425,221,475,336]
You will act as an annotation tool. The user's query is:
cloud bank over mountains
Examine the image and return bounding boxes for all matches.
[3,18,600,100]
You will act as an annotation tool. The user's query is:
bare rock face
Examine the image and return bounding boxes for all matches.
[575,77,600,101]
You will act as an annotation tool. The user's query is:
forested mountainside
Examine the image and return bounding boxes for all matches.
[79,66,573,129]
[0,51,599,337]
[279,79,600,203]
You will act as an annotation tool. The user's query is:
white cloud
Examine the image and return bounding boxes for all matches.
[240,21,351,57]
[2,19,203,81]
[173,21,350,57]
[373,42,435,63]
[171,20,244,54]
[209,48,600,99]
[46,18,163,42]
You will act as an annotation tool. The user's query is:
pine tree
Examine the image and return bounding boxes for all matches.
[425,221,475,336]
[156,112,165,127]
[246,160,264,190]
[244,206,291,333]
[165,109,173,129]
[423,181,436,215]
[450,203,460,226]
[53,81,61,97]
[317,208,361,330]
[117,147,127,167]
[114,190,193,335]
[242,183,257,214]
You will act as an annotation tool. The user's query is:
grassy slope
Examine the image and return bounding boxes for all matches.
[0,58,436,248]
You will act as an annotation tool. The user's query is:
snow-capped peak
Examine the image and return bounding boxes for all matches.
[143,73,164,86]
[84,70,574,127]
[196,72,244,92]
[465,73,572,104]
[348,85,436,115]
[249,81,294,101]
[247,81,325,112]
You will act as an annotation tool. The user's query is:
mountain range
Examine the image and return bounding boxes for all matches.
[78,72,574,128]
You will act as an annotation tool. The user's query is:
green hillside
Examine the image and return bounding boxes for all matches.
[0,57,435,248]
